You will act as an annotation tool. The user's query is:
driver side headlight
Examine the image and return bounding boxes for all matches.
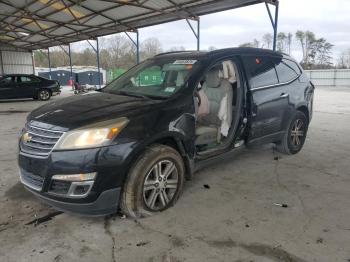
[55,117,129,150]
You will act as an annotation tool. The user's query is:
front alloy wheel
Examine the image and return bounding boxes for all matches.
[121,145,184,218]
[38,89,51,101]
[143,160,179,211]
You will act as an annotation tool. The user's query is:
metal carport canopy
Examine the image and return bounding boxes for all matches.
[0,0,278,51]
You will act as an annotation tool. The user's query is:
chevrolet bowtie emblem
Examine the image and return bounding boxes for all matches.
[22,132,32,143]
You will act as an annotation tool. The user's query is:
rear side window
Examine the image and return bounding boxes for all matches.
[272,57,300,83]
[0,76,14,84]
[17,76,39,83]
[242,55,278,89]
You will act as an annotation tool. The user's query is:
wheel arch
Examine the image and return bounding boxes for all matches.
[124,133,194,182]
[296,105,309,124]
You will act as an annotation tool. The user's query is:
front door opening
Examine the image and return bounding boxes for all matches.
[194,59,240,154]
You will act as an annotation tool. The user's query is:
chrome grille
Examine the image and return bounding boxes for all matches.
[20,169,44,191]
[20,123,64,157]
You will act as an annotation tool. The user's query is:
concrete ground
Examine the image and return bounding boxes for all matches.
[0,87,349,262]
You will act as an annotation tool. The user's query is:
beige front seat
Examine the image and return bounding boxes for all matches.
[195,68,233,146]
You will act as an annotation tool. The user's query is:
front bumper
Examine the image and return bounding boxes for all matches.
[18,142,136,215]
[25,185,121,216]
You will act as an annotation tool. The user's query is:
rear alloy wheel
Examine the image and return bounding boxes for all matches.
[38,89,51,101]
[276,111,308,155]
[290,119,305,148]
[121,145,184,218]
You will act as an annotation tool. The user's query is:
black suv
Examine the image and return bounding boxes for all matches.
[18,48,314,217]
[0,74,60,100]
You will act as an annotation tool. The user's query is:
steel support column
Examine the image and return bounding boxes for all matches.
[31,51,35,74]
[197,19,200,51]
[87,39,102,87]
[136,30,140,64]
[186,17,200,51]
[47,47,51,79]
[68,44,73,87]
[96,37,101,88]
[0,50,4,74]
[125,30,140,64]
[265,1,279,51]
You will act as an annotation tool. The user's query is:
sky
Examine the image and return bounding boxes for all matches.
[72,0,350,63]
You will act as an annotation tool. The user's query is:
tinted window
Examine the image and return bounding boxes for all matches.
[284,59,301,75]
[0,76,15,85]
[273,58,299,83]
[17,76,39,83]
[242,56,278,89]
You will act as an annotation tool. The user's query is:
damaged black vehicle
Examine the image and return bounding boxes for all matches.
[18,48,314,217]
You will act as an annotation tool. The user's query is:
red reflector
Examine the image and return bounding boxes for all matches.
[255,58,261,64]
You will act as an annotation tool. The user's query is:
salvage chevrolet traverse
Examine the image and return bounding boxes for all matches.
[18,48,314,217]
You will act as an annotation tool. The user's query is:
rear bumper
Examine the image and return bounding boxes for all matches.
[25,186,121,216]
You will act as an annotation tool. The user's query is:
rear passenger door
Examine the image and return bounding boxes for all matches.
[242,55,292,144]
[15,76,39,98]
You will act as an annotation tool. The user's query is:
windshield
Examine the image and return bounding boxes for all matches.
[103,58,200,99]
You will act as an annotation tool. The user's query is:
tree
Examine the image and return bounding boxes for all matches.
[287,33,293,54]
[168,46,186,52]
[33,50,48,67]
[277,32,287,52]
[73,48,95,66]
[207,46,217,51]
[311,38,333,68]
[239,39,260,48]
[141,37,162,60]
[295,30,306,62]
[337,49,350,69]
[99,49,113,70]
[262,33,272,49]
[239,42,255,48]
[295,30,333,68]
[295,30,317,66]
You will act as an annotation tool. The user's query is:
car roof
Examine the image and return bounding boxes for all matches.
[2,74,35,77]
[155,47,291,60]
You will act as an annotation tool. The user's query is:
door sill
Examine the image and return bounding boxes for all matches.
[194,144,246,172]
[195,139,245,160]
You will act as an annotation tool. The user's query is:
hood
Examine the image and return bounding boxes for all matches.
[29,92,160,129]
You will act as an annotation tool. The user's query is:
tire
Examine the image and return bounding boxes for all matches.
[38,89,51,101]
[121,144,185,218]
[276,111,309,155]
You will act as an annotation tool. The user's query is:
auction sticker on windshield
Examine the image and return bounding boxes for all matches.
[173,60,197,64]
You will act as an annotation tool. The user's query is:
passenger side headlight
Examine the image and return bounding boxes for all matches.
[55,117,129,150]
[52,172,96,182]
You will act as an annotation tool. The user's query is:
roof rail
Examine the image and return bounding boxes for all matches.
[155,50,200,56]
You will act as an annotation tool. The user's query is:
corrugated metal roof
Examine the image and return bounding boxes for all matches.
[0,0,277,50]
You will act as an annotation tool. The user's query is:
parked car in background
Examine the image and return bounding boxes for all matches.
[0,74,60,100]
[18,48,314,217]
